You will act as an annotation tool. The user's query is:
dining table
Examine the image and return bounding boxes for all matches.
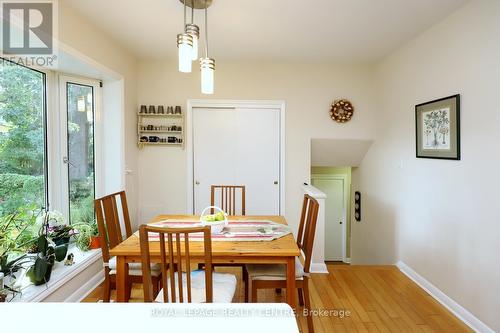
[109,215,301,308]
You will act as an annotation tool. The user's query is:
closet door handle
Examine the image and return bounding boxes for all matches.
[195,181,200,185]
[273,181,278,185]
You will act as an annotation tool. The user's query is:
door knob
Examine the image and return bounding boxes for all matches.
[339,221,343,224]
[195,181,200,185]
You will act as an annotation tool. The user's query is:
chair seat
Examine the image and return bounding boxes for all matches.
[246,257,306,281]
[155,270,237,303]
[108,256,161,277]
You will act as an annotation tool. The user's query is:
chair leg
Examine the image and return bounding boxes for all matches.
[152,276,160,297]
[102,275,111,302]
[303,279,314,333]
[298,288,305,306]
[251,280,258,303]
[243,267,249,303]
[126,281,133,301]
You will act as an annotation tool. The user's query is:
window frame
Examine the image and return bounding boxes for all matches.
[0,57,50,213]
[56,74,102,222]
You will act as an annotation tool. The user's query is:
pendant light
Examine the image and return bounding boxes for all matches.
[200,0,215,94]
[185,2,199,61]
[177,0,193,73]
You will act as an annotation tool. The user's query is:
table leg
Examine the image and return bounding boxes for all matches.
[116,256,128,302]
[286,257,296,308]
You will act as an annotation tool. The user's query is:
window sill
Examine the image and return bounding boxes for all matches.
[7,245,102,302]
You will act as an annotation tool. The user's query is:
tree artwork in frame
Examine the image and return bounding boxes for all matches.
[415,94,460,160]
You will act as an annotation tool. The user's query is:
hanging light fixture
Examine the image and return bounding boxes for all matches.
[200,0,215,94]
[185,1,199,61]
[177,0,214,94]
[177,0,193,73]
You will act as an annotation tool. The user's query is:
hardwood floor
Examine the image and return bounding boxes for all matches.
[83,264,472,333]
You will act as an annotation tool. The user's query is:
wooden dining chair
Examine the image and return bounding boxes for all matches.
[139,224,237,303]
[211,185,246,215]
[95,191,161,302]
[244,194,319,333]
[200,185,246,273]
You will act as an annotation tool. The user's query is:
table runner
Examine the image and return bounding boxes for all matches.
[137,220,292,242]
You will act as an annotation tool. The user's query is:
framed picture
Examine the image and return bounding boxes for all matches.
[415,94,460,160]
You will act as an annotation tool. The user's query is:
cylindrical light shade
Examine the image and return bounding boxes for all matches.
[177,33,193,73]
[200,57,215,94]
[185,24,200,61]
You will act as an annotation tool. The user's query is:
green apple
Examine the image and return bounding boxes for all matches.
[215,212,225,221]
[203,214,216,222]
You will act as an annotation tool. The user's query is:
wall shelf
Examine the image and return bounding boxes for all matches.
[137,107,185,149]
[138,142,183,146]
[139,130,183,134]
[137,113,183,118]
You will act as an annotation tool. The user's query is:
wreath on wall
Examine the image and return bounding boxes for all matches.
[330,99,354,123]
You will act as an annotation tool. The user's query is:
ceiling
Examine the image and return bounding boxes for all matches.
[65,0,468,63]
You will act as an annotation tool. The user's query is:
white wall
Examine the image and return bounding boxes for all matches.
[58,2,139,223]
[36,2,139,301]
[353,1,500,330]
[136,61,379,233]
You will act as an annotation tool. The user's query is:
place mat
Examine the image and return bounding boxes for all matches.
[135,220,292,242]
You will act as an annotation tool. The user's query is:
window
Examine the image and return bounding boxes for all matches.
[0,59,47,217]
[65,82,95,224]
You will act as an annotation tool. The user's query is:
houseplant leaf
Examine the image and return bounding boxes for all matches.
[37,235,48,256]
[33,256,48,282]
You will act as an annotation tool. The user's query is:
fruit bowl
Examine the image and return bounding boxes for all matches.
[200,206,228,234]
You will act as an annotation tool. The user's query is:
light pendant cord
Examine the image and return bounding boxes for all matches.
[183,0,187,28]
[191,0,194,23]
[205,0,209,57]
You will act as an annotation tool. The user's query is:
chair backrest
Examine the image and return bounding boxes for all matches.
[94,191,133,265]
[139,224,213,303]
[295,194,319,273]
[210,185,246,215]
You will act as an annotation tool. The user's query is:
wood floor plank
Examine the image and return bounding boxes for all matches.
[82,264,472,333]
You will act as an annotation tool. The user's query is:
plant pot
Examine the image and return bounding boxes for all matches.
[53,236,70,246]
[0,293,6,302]
[89,236,100,249]
[54,244,68,262]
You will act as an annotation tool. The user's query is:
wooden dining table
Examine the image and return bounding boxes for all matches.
[109,215,301,307]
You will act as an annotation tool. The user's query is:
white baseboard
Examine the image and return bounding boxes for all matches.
[396,261,494,333]
[310,263,329,273]
[64,270,105,302]
[343,257,351,264]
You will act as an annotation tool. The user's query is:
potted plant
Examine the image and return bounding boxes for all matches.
[73,219,100,251]
[88,219,100,249]
[42,211,74,246]
[26,212,68,286]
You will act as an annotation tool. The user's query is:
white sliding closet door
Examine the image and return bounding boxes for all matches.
[234,108,280,215]
[193,107,281,215]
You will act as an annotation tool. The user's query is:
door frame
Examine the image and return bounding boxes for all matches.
[186,99,286,215]
[311,173,349,262]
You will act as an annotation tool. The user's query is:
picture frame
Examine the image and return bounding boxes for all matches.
[415,94,460,160]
